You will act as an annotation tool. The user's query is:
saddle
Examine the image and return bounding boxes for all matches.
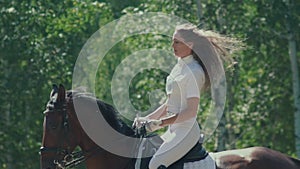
[167,142,208,169]
[134,133,208,169]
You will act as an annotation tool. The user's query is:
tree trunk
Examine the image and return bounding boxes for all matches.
[5,103,13,169]
[216,118,226,151]
[195,0,204,27]
[285,0,300,158]
[226,68,238,150]
[195,0,229,151]
[288,30,300,158]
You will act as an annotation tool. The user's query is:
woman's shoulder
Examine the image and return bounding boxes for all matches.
[184,61,204,75]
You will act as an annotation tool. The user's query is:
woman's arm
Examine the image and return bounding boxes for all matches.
[160,97,199,127]
[146,103,168,120]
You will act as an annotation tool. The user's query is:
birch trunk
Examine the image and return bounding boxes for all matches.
[285,0,300,157]
[5,103,13,169]
[288,31,300,158]
[195,0,228,151]
[195,0,204,27]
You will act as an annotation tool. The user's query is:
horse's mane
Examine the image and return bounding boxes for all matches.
[66,90,135,137]
[289,156,300,167]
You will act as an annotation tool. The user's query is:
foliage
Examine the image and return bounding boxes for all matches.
[0,0,112,168]
[0,0,299,168]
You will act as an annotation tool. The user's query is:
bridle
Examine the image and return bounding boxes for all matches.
[40,99,104,169]
[40,92,139,169]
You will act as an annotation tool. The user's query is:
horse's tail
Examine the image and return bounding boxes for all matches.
[289,156,300,167]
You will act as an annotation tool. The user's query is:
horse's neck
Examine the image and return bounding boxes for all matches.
[83,147,135,169]
[76,125,98,151]
[76,130,132,169]
[67,96,136,169]
[290,157,300,167]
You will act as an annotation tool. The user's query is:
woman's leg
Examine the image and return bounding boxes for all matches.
[148,122,200,169]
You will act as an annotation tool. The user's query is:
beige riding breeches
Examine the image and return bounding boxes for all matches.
[148,121,201,169]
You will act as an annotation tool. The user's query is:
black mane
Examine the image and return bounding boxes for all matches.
[289,156,300,167]
[66,90,135,137]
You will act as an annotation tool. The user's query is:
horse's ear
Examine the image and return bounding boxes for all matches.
[50,84,59,98]
[57,84,66,102]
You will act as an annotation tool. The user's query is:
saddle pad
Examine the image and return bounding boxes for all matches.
[183,155,216,169]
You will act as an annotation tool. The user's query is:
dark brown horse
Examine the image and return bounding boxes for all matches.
[40,85,300,169]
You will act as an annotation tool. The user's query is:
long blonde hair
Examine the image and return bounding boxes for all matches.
[175,24,244,90]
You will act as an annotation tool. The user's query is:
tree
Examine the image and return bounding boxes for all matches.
[1,0,299,168]
[284,0,300,158]
[0,0,113,168]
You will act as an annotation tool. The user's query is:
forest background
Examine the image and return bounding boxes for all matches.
[1,0,299,168]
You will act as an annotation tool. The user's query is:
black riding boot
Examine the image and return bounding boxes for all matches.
[157,165,167,169]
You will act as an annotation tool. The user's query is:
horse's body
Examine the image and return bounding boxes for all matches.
[40,85,300,169]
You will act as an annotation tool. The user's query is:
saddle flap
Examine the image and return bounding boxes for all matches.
[168,142,208,169]
[135,134,163,169]
[134,135,207,169]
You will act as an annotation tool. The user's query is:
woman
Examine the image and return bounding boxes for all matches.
[133,24,242,169]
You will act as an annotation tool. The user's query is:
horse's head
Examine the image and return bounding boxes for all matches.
[40,84,80,169]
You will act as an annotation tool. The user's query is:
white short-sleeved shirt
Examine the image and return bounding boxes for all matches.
[165,55,205,128]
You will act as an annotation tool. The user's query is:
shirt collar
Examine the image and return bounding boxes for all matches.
[177,55,194,66]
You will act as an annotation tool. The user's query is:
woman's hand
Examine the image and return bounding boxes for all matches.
[145,119,162,132]
[132,116,149,129]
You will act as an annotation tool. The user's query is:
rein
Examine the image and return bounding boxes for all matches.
[61,147,104,169]
[40,146,105,169]
[40,146,82,168]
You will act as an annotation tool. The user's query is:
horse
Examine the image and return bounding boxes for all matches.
[40,84,300,169]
